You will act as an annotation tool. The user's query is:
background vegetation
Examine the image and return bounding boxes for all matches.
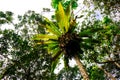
[0,0,120,80]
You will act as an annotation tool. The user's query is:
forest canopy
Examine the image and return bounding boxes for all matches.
[0,0,120,80]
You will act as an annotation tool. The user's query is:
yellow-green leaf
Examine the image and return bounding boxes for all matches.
[44,18,61,36]
[64,4,70,32]
[33,34,58,41]
[36,40,55,45]
[50,47,60,56]
[56,2,70,33]
[46,24,61,36]
[51,50,62,73]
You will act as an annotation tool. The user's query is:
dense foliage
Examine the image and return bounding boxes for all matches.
[0,11,54,80]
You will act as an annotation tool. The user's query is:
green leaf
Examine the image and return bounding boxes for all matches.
[79,28,103,37]
[72,1,78,9]
[51,0,62,9]
[56,2,65,33]
[51,47,60,57]
[102,16,112,24]
[83,38,100,44]
[0,11,6,17]
[51,58,59,73]
[56,2,70,33]
[64,56,69,69]
[47,42,59,54]
[79,29,92,37]
[6,11,13,16]
[44,18,61,36]
[0,20,6,24]
[64,3,70,32]
[46,24,61,36]
[51,51,62,73]
[33,34,58,40]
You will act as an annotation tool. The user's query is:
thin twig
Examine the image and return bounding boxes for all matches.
[95,59,120,64]
[98,66,116,80]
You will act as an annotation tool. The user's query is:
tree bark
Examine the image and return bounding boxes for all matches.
[74,55,89,80]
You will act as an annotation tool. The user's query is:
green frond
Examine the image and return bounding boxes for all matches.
[46,24,61,36]
[51,57,60,73]
[56,2,65,33]
[36,40,56,45]
[64,4,70,32]
[56,2,70,33]
[33,34,58,41]
[44,18,61,36]
[64,56,69,69]
[51,50,63,73]
[79,28,103,37]
[47,42,59,54]
[51,47,60,57]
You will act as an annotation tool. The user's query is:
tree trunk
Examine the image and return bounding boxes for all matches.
[74,55,89,80]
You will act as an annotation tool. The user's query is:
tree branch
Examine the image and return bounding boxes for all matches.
[95,59,120,64]
[98,66,116,80]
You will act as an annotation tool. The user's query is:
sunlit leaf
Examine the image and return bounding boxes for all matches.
[33,34,58,40]
[56,2,70,33]
[46,24,61,36]
[44,18,61,36]
[36,40,55,45]
[56,2,65,33]
[64,4,70,32]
